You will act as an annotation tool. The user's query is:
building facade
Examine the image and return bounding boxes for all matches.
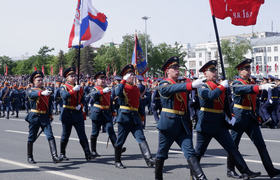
[183,32,280,79]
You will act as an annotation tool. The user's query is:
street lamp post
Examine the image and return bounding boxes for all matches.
[142,16,150,76]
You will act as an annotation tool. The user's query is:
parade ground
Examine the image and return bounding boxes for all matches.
[0,111,279,180]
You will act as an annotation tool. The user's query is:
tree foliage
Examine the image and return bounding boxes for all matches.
[221,39,252,80]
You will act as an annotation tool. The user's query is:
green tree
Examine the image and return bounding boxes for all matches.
[0,56,17,75]
[65,48,79,68]
[221,39,252,79]
[80,46,95,75]
[54,50,66,75]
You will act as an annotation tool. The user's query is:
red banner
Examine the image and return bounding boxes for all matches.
[34,66,37,71]
[59,67,63,76]
[275,64,278,73]
[51,66,53,75]
[209,0,264,26]
[106,66,110,76]
[191,69,194,77]
[42,65,44,75]
[266,65,269,74]
[5,65,8,75]
[256,65,259,74]
[113,69,116,76]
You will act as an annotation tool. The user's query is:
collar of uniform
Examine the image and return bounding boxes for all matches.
[66,82,75,87]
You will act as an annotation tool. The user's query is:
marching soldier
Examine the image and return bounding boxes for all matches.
[83,81,91,116]
[53,82,63,115]
[227,59,280,179]
[26,70,61,164]
[151,78,162,124]
[114,64,155,169]
[0,82,11,119]
[59,67,95,161]
[88,71,126,157]
[10,84,21,117]
[194,60,261,179]
[154,56,210,180]
[136,75,147,128]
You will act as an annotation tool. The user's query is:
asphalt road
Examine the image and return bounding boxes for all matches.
[0,110,280,180]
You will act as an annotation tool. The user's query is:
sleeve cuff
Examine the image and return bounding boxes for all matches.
[253,85,260,94]
[100,90,104,95]
[186,82,193,91]
[217,85,226,92]
[38,91,42,96]
[120,79,126,85]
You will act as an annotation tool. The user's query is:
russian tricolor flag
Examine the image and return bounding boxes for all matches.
[68,0,108,48]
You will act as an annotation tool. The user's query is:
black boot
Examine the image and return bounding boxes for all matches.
[187,156,208,180]
[59,141,69,161]
[109,135,126,153]
[27,142,36,164]
[16,113,18,118]
[139,140,155,167]
[2,113,5,117]
[11,111,14,115]
[90,136,100,157]
[258,147,280,178]
[6,113,9,119]
[155,158,164,180]
[48,139,61,164]
[115,146,125,169]
[80,140,96,161]
[228,149,261,179]
[227,154,242,179]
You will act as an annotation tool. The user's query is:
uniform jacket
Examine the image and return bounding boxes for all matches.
[10,89,21,104]
[89,85,114,121]
[0,86,11,103]
[156,79,193,136]
[60,82,86,123]
[25,87,52,126]
[232,78,261,129]
[115,80,145,125]
[196,80,229,133]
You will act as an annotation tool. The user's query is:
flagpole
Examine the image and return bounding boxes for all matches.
[209,0,232,119]
[77,41,81,106]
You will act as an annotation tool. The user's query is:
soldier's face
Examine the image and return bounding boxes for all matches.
[34,77,43,87]
[66,74,76,84]
[96,78,105,86]
[167,66,179,79]
[204,69,217,81]
[239,67,251,79]
[126,72,135,84]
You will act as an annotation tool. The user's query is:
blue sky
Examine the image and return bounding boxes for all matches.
[1,0,279,58]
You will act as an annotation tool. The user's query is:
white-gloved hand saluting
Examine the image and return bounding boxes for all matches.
[260,83,275,91]
[41,90,51,96]
[75,104,81,110]
[192,78,206,88]
[73,85,81,91]
[103,87,111,93]
[220,80,229,88]
[123,73,131,80]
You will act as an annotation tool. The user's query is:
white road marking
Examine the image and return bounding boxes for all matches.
[0,158,93,180]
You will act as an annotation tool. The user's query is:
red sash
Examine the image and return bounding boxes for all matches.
[166,79,187,113]
[237,78,257,111]
[32,87,49,111]
[124,83,140,108]
[94,86,111,106]
[64,83,83,106]
[205,81,225,109]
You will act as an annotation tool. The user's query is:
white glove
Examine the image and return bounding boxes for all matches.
[88,104,91,107]
[220,80,229,88]
[73,85,81,91]
[260,83,275,91]
[192,99,195,102]
[229,117,236,125]
[75,104,81,110]
[41,90,51,96]
[123,73,131,80]
[103,87,111,93]
[269,99,273,104]
[192,78,206,88]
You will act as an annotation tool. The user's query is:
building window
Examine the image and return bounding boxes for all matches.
[267,56,271,62]
[189,61,196,67]
[274,46,278,52]
[199,53,202,58]
[188,52,196,58]
[275,56,278,62]
[267,47,271,52]
[191,69,196,75]
[199,61,202,66]
[256,56,262,65]
[254,47,265,53]
[208,52,211,60]
[259,65,263,72]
